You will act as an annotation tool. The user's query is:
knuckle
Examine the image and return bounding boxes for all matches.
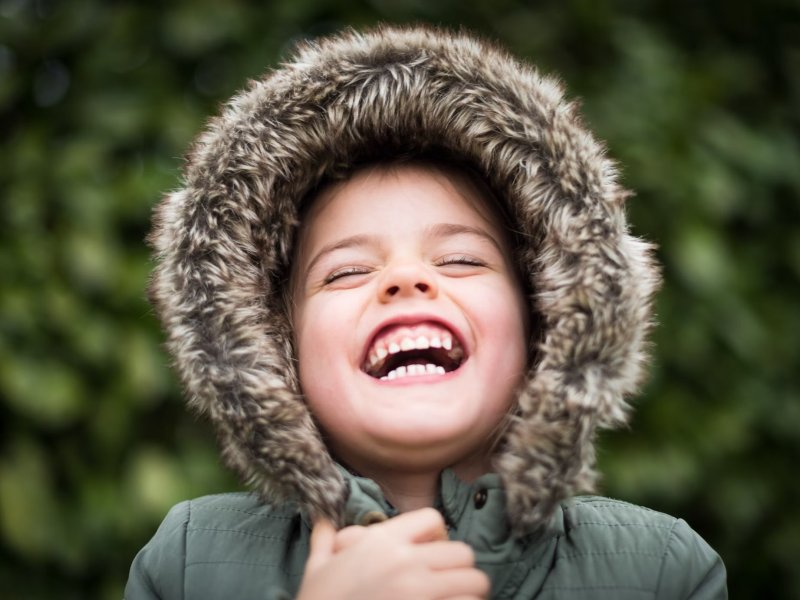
[386,541,415,564]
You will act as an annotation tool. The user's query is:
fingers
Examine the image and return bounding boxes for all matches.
[333,507,448,553]
[305,518,336,574]
[332,525,367,552]
[305,513,489,600]
[413,540,475,570]
[430,568,491,599]
[377,507,449,543]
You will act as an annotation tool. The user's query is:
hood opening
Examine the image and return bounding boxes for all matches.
[148,25,661,535]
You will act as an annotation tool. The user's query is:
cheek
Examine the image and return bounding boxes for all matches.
[295,320,341,427]
[478,278,527,332]
[293,303,361,452]
[479,281,529,374]
[294,296,359,390]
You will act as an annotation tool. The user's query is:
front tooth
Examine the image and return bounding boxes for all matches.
[396,365,407,378]
[388,342,401,354]
[430,337,442,348]
[388,370,397,380]
[407,364,419,376]
[435,366,446,375]
[426,363,436,374]
[400,337,415,351]
[442,335,453,351]
[415,336,429,349]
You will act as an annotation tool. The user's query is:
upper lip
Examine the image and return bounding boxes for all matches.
[361,313,468,365]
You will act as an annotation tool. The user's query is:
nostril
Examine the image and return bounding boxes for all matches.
[379,272,436,300]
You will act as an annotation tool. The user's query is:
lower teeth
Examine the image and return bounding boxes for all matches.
[380,363,446,381]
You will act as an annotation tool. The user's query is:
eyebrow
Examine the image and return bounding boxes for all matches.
[303,223,503,279]
[303,234,378,278]
[425,223,504,254]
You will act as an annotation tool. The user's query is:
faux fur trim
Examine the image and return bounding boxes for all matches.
[148,24,660,534]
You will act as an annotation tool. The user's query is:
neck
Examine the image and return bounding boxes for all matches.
[349,454,492,514]
[374,469,439,513]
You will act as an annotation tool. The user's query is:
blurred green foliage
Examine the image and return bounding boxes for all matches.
[1,0,798,598]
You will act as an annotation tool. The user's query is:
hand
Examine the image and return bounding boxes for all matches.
[297,507,490,600]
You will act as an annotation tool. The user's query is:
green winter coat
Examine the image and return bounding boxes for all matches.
[125,470,726,599]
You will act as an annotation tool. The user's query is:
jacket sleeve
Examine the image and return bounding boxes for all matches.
[124,499,296,600]
[655,519,728,600]
[124,501,190,600]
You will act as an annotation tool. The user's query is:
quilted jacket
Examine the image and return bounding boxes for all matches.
[126,471,725,599]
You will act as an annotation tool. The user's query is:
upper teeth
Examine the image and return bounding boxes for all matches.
[365,331,456,374]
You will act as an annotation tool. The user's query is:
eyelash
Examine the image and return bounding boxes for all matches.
[323,266,372,284]
[435,255,487,268]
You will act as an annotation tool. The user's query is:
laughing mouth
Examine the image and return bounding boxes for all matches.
[362,323,466,381]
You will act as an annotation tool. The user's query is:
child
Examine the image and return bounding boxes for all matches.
[126,25,727,599]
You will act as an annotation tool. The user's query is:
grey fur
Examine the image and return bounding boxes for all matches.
[148,25,660,534]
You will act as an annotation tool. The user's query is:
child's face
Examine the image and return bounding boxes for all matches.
[292,164,528,477]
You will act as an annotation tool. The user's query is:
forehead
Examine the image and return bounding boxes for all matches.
[297,163,507,250]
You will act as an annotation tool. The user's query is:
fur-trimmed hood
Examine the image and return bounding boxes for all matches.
[148,25,660,535]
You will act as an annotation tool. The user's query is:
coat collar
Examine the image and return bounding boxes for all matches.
[338,467,565,598]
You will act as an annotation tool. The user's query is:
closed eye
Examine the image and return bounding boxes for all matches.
[323,266,372,285]
[434,254,487,268]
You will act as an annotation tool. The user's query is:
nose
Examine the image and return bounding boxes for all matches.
[378,261,439,302]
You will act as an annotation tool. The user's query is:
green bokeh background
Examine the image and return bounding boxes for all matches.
[1,0,798,598]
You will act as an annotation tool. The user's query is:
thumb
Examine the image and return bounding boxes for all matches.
[305,518,337,574]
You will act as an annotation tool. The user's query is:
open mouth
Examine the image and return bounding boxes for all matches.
[362,322,466,381]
